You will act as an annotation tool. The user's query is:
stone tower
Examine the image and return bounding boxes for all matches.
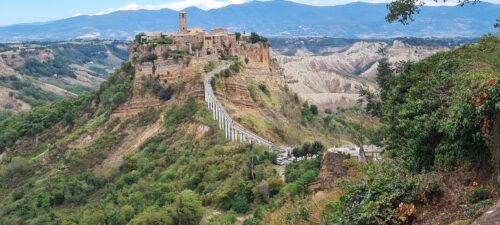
[179,11,187,33]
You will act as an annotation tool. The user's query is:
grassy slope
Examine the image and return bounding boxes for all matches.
[216,74,380,148]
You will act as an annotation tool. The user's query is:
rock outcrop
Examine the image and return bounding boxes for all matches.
[314,152,351,190]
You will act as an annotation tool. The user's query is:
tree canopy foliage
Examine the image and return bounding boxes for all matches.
[386,0,478,25]
[377,36,500,171]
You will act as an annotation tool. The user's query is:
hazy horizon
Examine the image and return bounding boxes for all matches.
[1,0,499,26]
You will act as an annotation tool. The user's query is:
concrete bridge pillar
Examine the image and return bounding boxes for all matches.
[218,108,223,129]
[219,109,224,129]
[215,105,219,126]
[231,127,236,142]
[224,119,228,140]
[229,127,233,141]
[212,102,216,120]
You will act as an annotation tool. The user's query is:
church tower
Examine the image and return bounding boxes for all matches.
[179,11,187,33]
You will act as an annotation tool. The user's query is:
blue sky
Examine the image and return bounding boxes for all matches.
[1,0,499,26]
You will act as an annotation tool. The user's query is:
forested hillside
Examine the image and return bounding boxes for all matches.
[0,36,498,225]
[0,40,129,112]
[262,35,499,224]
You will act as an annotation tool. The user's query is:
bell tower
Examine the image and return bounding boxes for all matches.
[179,11,187,33]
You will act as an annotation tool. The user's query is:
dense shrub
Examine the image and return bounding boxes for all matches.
[258,84,270,96]
[378,36,500,171]
[204,60,218,73]
[243,218,262,225]
[217,179,253,213]
[229,62,242,73]
[468,187,491,203]
[249,32,268,44]
[310,104,319,115]
[140,53,158,63]
[0,75,61,105]
[158,86,175,101]
[151,36,173,45]
[466,199,493,218]
[164,96,198,129]
[162,50,189,63]
[135,108,160,127]
[174,190,203,225]
[283,157,321,196]
[0,93,93,153]
[96,61,134,112]
[0,111,12,123]
[301,103,314,122]
[328,162,419,225]
[134,32,146,44]
[16,58,76,78]
[7,156,30,175]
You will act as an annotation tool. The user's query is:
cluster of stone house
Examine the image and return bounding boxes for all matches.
[141,12,238,58]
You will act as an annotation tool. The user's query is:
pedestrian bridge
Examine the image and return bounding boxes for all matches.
[203,61,292,164]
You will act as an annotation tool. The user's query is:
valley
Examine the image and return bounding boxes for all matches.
[0,40,129,112]
[274,39,450,110]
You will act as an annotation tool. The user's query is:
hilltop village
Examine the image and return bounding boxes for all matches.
[116,11,284,115]
[116,12,382,163]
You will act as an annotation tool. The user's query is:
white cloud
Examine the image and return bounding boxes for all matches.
[289,0,486,6]
[94,0,248,15]
[89,0,499,16]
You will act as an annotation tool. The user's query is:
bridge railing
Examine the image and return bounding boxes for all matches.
[203,61,282,150]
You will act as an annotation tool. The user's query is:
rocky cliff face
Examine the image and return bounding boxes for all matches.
[214,43,286,110]
[275,40,449,110]
[235,43,286,90]
[117,41,285,116]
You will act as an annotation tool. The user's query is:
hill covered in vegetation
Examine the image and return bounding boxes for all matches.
[0,40,129,112]
[263,35,500,224]
[0,36,498,225]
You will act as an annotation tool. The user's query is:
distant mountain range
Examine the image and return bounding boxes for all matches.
[0,1,498,42]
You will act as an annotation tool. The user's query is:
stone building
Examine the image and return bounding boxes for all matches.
[118,11,282,116]
[142,11,238,57]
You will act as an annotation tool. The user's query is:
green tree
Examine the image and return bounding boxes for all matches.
[159,87,175,101]
[311,141,324,155]
[129,206,174,225]
[292,147,302,159]
[249,32,268,44]
[379,36,499,171]
[302,142,311,158]
[175,190,203,225]
[309,104,319,116]
[386,0,477,24]
[376,58,394,100]
[7,156,30,175]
